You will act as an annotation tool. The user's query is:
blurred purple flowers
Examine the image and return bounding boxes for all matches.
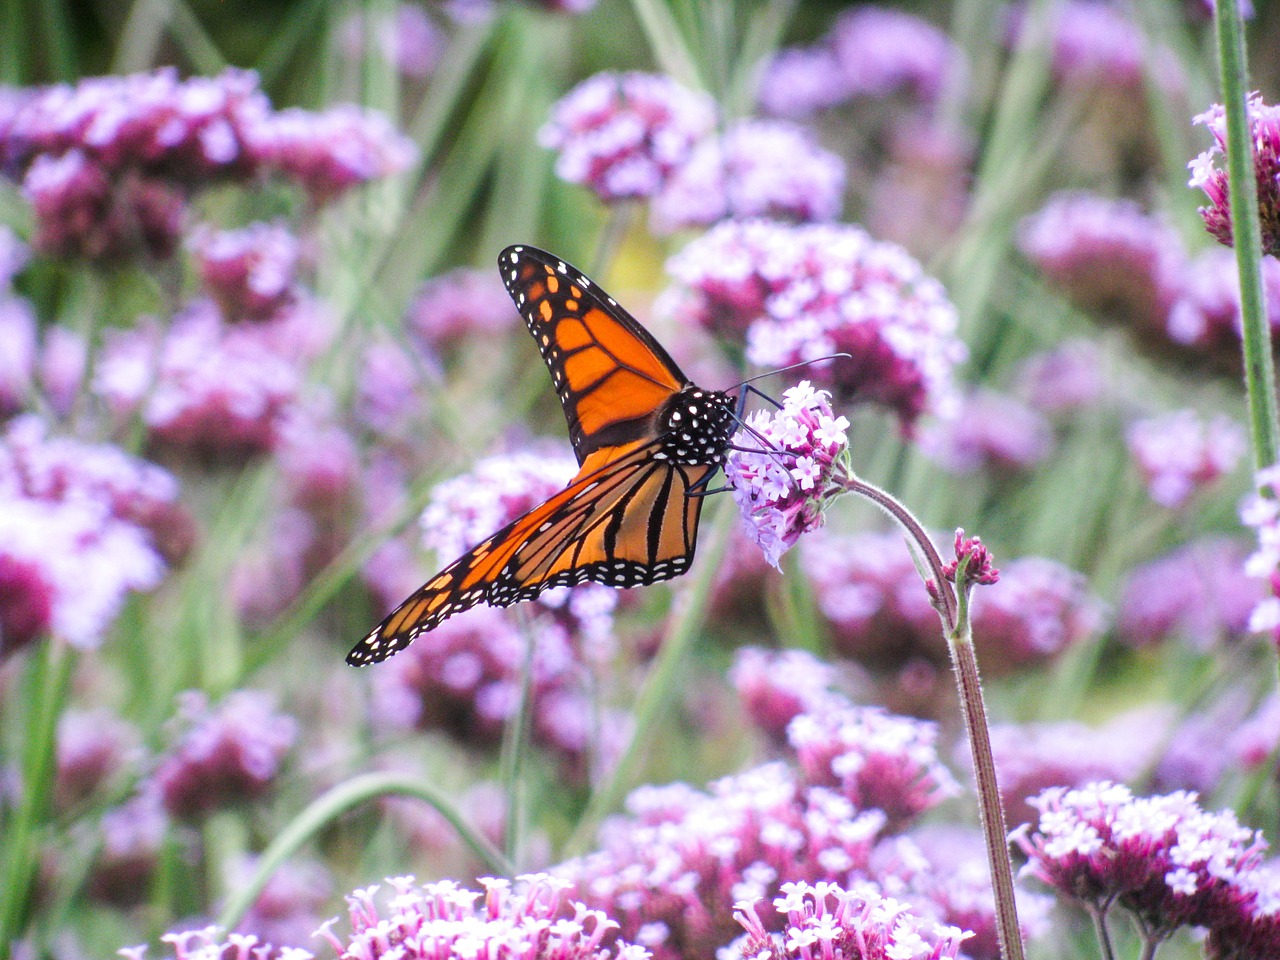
[539,71,715,203]
[0,67,414,262]
[666,220,965,429]
[1126,409,1246,508]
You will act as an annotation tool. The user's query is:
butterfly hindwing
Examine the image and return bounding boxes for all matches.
[499,245,687,466]
[346,442,714,666]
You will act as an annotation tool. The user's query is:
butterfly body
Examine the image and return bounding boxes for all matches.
[347,246,736,667]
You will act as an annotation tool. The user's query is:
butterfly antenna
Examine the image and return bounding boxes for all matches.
[727,353,852,392]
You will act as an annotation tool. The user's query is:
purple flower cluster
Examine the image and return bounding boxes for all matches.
[0,416,183,653]
[724,382,850,568]
[538,71,716,203]
[729,647,843,744]
[154,689,298,821]
[982,714,1161,828]
[1116,538,1262,649]
[557,762,889,960]
[1126,409,1246,508]
[1190,94,1280,256]
[649,120,845,233]
[731,879,968,960]
[1021,192,1280,366]
[121,926,313,960]
[338,4,446,81]
[367,604,626,780]
[787,705,960,832]
[1240,462,1280,646]
[311,874,649,960]
[918,388,1052,475]
[406,266,518,352]
[1014,781,1270,944]
[55,707,141,812]
[1013,339,1105,414]
[666,221,965,429]
[190,220,304,322]
[0,67,415,262]
[966,557,1107,675]
[93,298,327,458]
[758,7,960,118]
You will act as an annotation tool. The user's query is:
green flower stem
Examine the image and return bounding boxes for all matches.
[564,497,735,857]
[0,640,74,950]
[499,609,538,866]
[1089,906,1118,960]
[216,771,514,933]
[840,472,1024,960]
[1214,0,1280,471]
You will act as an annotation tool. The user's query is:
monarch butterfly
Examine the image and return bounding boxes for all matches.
[347,244,738,666]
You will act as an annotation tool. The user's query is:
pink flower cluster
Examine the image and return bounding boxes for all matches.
[1126,409,1246,508]
[154,689,298,822]
[367,605,627,781]
[1020,191,1280,366]
[93,298,329,458]
[918,388,1052,475]
[758,6,960,118]
[667,221,965,429]
[724,382,850,568]
[649,120,845,233]
[406,265,518,352]
[312,874,650,960]
[729,646,843,744]
[1116,537,1261,649]
[732,879,968,960]
[788,705,960,832]
[1190,94,1280,257]
[1014,781,1271,946]
[190,220,304,322]
[537,71,716,202]
[0,67,415,262]
[0,416,184,653]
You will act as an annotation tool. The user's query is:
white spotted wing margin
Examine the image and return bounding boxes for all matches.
[346,440,715,666]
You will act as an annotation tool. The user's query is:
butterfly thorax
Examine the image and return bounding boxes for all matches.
[653,386,736,465]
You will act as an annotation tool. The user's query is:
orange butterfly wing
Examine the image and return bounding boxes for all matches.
[499,245,687,466]
[347,246,735,667]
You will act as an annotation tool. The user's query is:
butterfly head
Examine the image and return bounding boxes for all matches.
[654,386,736,465]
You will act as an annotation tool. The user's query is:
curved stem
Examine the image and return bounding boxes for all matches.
[216,771,514,932]
[1089,904,1118,960]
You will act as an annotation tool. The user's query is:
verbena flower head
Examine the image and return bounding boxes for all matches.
[1018,192,1186,337]
[153,689,298,821]
[1116,538,1261,649]
[731,879,969,960]
[1190,94,1280,256]
[829,6,960,103]
[55,707,141,812]
[756,47,848,118]
[91,790,169,909]
[730,646,842,744]
[190,220,303,322]
[982,714,1161,828]
[121,926,313,960]
[249,102,417,205]
[407,266,517,352]
[93,300,311,459]
[1126,409,1246,509]
[314,873,648,960]
[1166,248,1280,359]
[1204,859,1280,960]
[787,704,960,832]
[666,221,965,429]
[1013,339,1105,414]
[918,389,1052,475]
[1240,462,1280,646]
[650,120,845,233]
[1014,781,1267,940]
[538,71,716,202]
[555,761,886,960]
[966,556,1107,675]
[228,855,333,949]
[724,381,850,569]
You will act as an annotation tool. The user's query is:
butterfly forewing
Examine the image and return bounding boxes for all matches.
[500,245,686,466]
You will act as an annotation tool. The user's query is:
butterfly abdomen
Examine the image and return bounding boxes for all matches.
[653,386,736,465]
